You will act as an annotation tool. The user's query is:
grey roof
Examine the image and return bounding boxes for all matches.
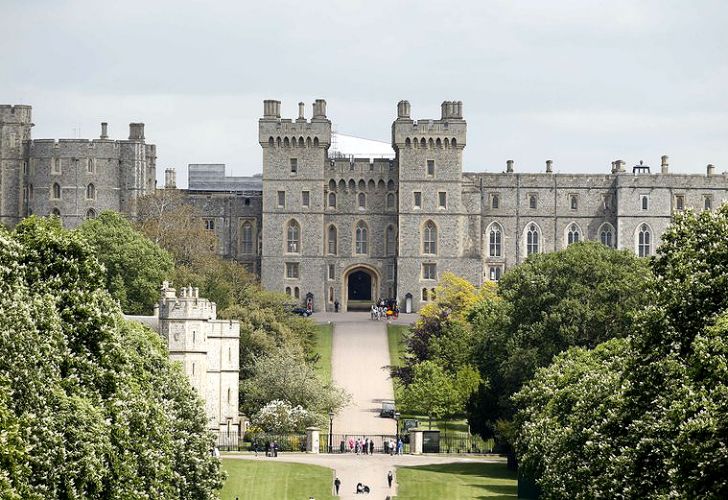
[188,163,263,192]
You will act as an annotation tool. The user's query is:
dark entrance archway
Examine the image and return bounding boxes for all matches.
[348,270,372,302]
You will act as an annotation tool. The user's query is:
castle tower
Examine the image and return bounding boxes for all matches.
[119,122,154,219]
[259,99,331,304]
[0,105,32,226]
[392,101,481,309]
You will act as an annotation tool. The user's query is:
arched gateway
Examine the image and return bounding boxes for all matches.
[342,265,379,311]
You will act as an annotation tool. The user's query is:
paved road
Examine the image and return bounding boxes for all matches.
[225,452,506,500]
[330,317,396,436]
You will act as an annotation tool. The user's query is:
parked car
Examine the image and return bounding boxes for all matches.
[380,400,396,418]
[292,307,312,317]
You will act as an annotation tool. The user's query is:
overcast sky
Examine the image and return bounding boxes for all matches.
[3,0,727,186]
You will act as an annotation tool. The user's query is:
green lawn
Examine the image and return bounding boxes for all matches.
[313,323,333,382]
[387,324,408,368]
[395,462,517,499]
[220,459,335,500]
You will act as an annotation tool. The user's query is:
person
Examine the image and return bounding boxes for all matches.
[370,304,377,320]
[272,441,278,457]
[334,477,341,495]
[387,470,393,488]
[397,438,403,455]
[334,300,339,312]
[383,439,389,455]
[389,439,395,456]
[356,483,364,494]
[369,438,374,454]
[348,437,354,452]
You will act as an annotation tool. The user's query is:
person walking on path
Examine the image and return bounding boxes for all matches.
[369,439,374,454]
[334,477,341,495]
[387,470,394,488]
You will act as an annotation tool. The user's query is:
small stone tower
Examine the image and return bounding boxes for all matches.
[0,105,32,226]
[259,99,331,301]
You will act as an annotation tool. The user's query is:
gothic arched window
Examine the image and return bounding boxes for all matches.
[423,221,437,255]
[489,223,502,257]
[599,223,614,248]
[327,225,337,255]
[386,225,396,256]
[52,182,61,199]
[567,223,581,245]
[638,224,652,257]
[241,221,254,254]
[526,223,540,256]
[355,221,368,254]
[286,220,300,253]
[86,208,96,219]
[358,192,366,209]
[86,183,95,200]
[328,192,336,208]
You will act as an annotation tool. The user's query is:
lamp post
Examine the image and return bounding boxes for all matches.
[328,411,334,453]
[394,411,401,439]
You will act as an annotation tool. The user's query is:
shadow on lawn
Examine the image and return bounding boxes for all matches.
[406,462,516,480]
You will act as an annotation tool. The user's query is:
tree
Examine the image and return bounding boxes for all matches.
[470,241,651,438]
[252,400,318,434]
[77,211,174,314]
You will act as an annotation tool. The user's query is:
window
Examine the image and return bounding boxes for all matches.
[423,221,437,255]
[526,223,540,255]
[358,192,366,209]
[675,195,684,211]
[387,193,395,209]
[413,192,422,209]
[86,208,96,219]
[328,192,336,208]
[302,190,310,208]
[328,264,335,280]
[51,208,61,216]
[427,160,435,176]
[641,195,649,210]
[489,266,502,282]
[329,287,334,303]
[52,158,61,174]
[327,225,337,255]
[86,183,95,200]
[285,262,299,279]
[422,263,436,280]
[422,288,429,301]
[492,194,499,209]
[87,158,94,173]
[285,286,291,296]
[386,225,396,256]
[52,183,61,199]
[290,158,298,173]
[277,190,286,208]
[387,262,395,281]
[355,221,368,254]
[294,287,300,299]
[600,224,614,248]
[438,192,447,209]
[603,194,611,211]
[489,224,502,257]
[570,194,578,210]
[204,219,215,231]
[28,184,33,201]
[241,222,254,254]
[529,195,537,209]
[567,223,580,245]
[286,220,300,253]
[705,195,713,210]
[638,224,651,257]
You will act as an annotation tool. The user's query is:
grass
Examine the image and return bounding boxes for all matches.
[395,462,517,499]
[220,459,335,500]
[313,323,333,382]
[387,324,408,368]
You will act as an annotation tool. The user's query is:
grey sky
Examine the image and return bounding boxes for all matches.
[3,0,727,186]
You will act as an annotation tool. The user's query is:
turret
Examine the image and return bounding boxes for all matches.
[0,105,33,226]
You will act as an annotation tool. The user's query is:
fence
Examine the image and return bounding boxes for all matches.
[320,434,409,454]
[438,434,494,454]
[214,432,307,453]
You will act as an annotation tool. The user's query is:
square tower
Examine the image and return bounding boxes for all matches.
[0,105,32,226]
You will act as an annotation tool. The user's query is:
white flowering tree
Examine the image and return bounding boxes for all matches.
[252,400,318,434]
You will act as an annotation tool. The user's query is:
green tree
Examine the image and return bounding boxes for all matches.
[77,211,174,314]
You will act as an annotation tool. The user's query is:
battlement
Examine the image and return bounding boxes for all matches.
[158,283,218,320]
[0,105,32,124]
[259,99,331,146]
[392,100,466,148]
[326,156,396,176]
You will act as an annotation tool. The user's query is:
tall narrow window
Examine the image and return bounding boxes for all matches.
[423,221,437,255]
[567,223,580,245]
[241,222,253,254]
[526,223,540,255]
[87,158,94,173]
[492,194,499,209]
[302,190,310,208]
[705,195,713,210]
[529,195,537,209]
[422,288,429,301]
[327,225,337,255]
[600,225,613,248]
[489,224,502,257]
[489,266,502,281]
[641,195,649,210]
[52,183,61,199]
[386,225,396,256]
[286,220,300,253]
[328,264,335,280]
[329,287,334,302]
[414,192,422,209]
[675,195,685,211]
[204,219,215,231]
[570,194,578,210]
[86,183,95,200]
[52,158,61,174]
[290,158,298,173]
[427,160,435,176]
[328,192,336,208]
[355,221,368,254]
[387,192,395,209]
[438,192,447,209]
[277,190,286,208]
[638,224,651,257]
[358,192,366,209]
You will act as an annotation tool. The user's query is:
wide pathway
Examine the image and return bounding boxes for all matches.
[330,316,397,435]
[225,452,506,500]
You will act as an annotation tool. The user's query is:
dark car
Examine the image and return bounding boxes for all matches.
[380,400,396,418]
[292,307,312,317]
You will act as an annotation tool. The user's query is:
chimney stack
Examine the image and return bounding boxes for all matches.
[661,155,669,174]
[506,159,514,173]
[263,100,281,119]
[298,102,305,120]
[128,123,145,141]
[546,159,553,173]
[707,163,715,176]
[615,159,626,173]
[164,168,176,189]
[100,122,108,139]
[312,99,327,120]
[397,100,411,119]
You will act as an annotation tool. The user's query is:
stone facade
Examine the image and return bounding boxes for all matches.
[4,101,728,313]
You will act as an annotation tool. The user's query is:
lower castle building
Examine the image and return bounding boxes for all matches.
[2,100,727,312]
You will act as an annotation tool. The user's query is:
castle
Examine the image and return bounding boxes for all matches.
[3,101,727,313]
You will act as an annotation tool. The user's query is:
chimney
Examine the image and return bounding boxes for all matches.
[661,155,669,174]
[707,164,715,176]
[128,123,145,141]
[164,168,176,189]
[506,159,514,173]
[397,100,411,119]
[263,100,281,119]
[441,101,450,119]
[298,102,305,120]
[546,159,553,173]
[100,122,108,139]
[615,159,626,173]
[454,100,463,119]
[312,99,327,120]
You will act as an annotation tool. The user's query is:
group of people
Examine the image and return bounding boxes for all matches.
[384,437,404,456]
[345,436,375,454]
[332,470,394,496]
[370,299,399,321]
